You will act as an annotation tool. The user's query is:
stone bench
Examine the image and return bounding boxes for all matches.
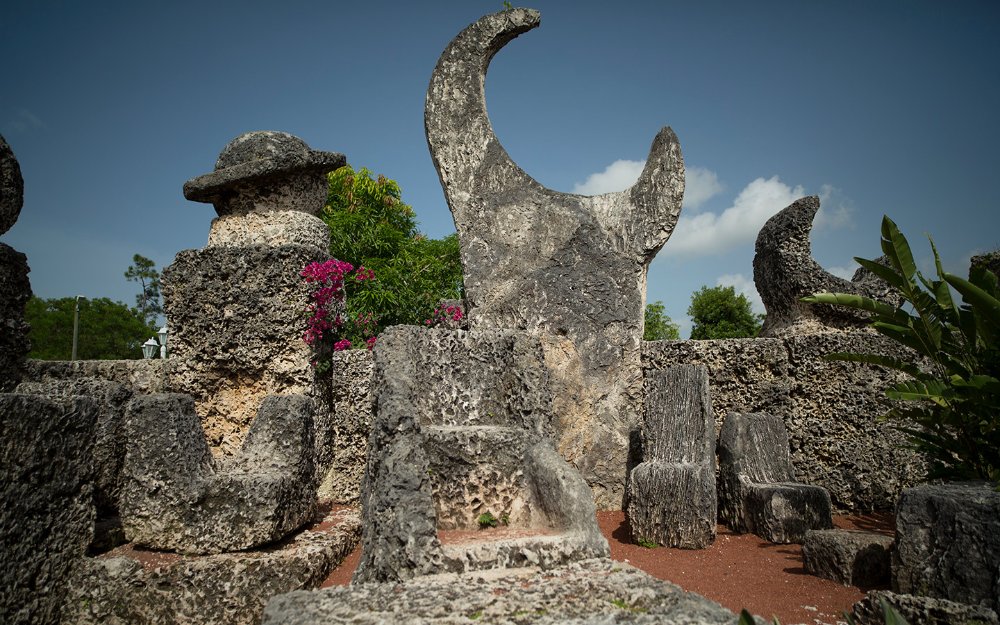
[119,393,317,555]
[626,364,716,548]
[802,528,892,587]
[718,412,832,543]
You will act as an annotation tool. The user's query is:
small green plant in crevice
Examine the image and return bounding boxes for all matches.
[610,599,648,614]
[803,215,1000,485]
[468,610,483,620]
[843,597,911,625]
[499,512,510,526]
[636,538,659,549]
[477,512,499,529]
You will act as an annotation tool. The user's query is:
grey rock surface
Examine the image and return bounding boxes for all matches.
[15,378,132,515]
[972,251,1000,276]
[893,482,1000,611]
[63,507,361,625]
[627,365,716,548]
[163,243,326,455]
[316,348,374,504]
[354,326,607,583]
[802,529,892,588]
[1,243,31,391]
[718,412,832,543]
[425,8,685,510]
[206,209,331,251]
[754,196,900,338]
[1,393,97,625]
[851,590,999,625]
[0,134,23,235]
[21,358,169,394]
[642,335,923,512]
[264,558,740,625]
[120,393,317,554]
[183,131,344,216]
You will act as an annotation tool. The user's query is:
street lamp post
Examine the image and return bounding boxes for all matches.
[141,337,159,359]
[157,325,168,359]
[71,295,82,361]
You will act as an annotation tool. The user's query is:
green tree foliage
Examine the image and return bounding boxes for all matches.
[25,296,155,360]
[124,253,162,326]
[803,216,1000,484]
[687,285,761,339]
[643,300,680,341]
[320,165,463,344]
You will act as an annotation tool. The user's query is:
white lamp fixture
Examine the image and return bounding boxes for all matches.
[157,325,168,359]
[142,337,159,359]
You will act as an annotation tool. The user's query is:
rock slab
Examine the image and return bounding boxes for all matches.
[263,558,740,625]
[802,529,892,587]
[851,590,999,625]
[1,393,97,625]
[892,482,1000,611]
[0,243,31,391]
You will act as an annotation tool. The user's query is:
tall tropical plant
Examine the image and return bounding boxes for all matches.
[802,216,999,484]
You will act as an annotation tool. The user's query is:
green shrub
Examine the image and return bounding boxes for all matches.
[803,216,1000,484]
[477,512,498,529]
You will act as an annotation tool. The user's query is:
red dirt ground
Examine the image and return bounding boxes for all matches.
[322,511,894,625]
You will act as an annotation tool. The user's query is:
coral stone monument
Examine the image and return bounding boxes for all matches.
[425,8,685,509]
[164,131,344,454]
[0,135,30,392]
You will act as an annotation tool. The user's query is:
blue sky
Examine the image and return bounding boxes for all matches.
[3,1,998,337]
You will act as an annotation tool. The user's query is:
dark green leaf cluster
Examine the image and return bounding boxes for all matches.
[803,216,1000,484]
[321,165,463,345]
[643,300,680,341]
[25,296,156,360]
[687,285,761,340]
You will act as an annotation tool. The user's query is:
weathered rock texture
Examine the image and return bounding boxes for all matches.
[626,365,716,548]
[754,196,900,338]
[1,243,31,391]
[354,326,608,583]
[892,482,1000,612]
[425,8,685,510]
[316,348,374,504]
[207,209,331,249]
[21,358,169,394]
[643,335,923,512]
[16,378,132,515]
[1,393,97,625]
[265,558,739,625]
[63,507,361,625]
[162,244,327,454]
[802,529,893,588]
[1,134,23,235]
[851,590,999,625]
[718,412,833,543]
[120,393,317,554]
[972,251,1000,276]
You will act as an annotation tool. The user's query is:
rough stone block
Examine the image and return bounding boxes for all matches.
[718,412,832,543]
[893,482,1000,611]
[16,378,131,515]
[315,348,373,504]
[802,529,892,587]
[627,365,717,548]
[1,393,97,625]
[62,507,361,625]
[264,559,739,625]
[120,393,317,554]
[162,243,326,455]
[0,243,30,392]
[851,590,999,625]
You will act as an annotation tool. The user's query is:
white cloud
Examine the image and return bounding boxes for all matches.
[572,159,643,195]
[827,265,857,281]
[716,273,765,314]
[683,166,723,210]
[815,184,854,230]
[663,175,804,258]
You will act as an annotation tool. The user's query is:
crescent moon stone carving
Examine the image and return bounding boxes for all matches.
[425,8,685,508]
[1,135,24,236]
[754,195,899,337]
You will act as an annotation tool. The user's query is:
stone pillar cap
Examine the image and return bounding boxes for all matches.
[183,131,345,204]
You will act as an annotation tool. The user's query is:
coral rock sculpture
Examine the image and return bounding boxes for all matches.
[0,135,30,392]
[425,8,685,509]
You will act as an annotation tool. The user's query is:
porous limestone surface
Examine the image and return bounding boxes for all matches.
[16,378,132,515]
[263,559,741,625]
[425,8,685,510]
[119,393,317,554]
[21,358,170,394]
[1,393,97,625]
[643,334,923,512]
[162,243,326,455]
[851,590,999,625]
[802,529,892,587]
[893,482,1000,611]
[1,134,24,235]
[316,348,374,504]
[207,210,330,251]
[0,242,30,391]
[62,507,361,625]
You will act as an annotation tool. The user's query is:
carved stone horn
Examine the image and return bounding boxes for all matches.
[425,8,683,262]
